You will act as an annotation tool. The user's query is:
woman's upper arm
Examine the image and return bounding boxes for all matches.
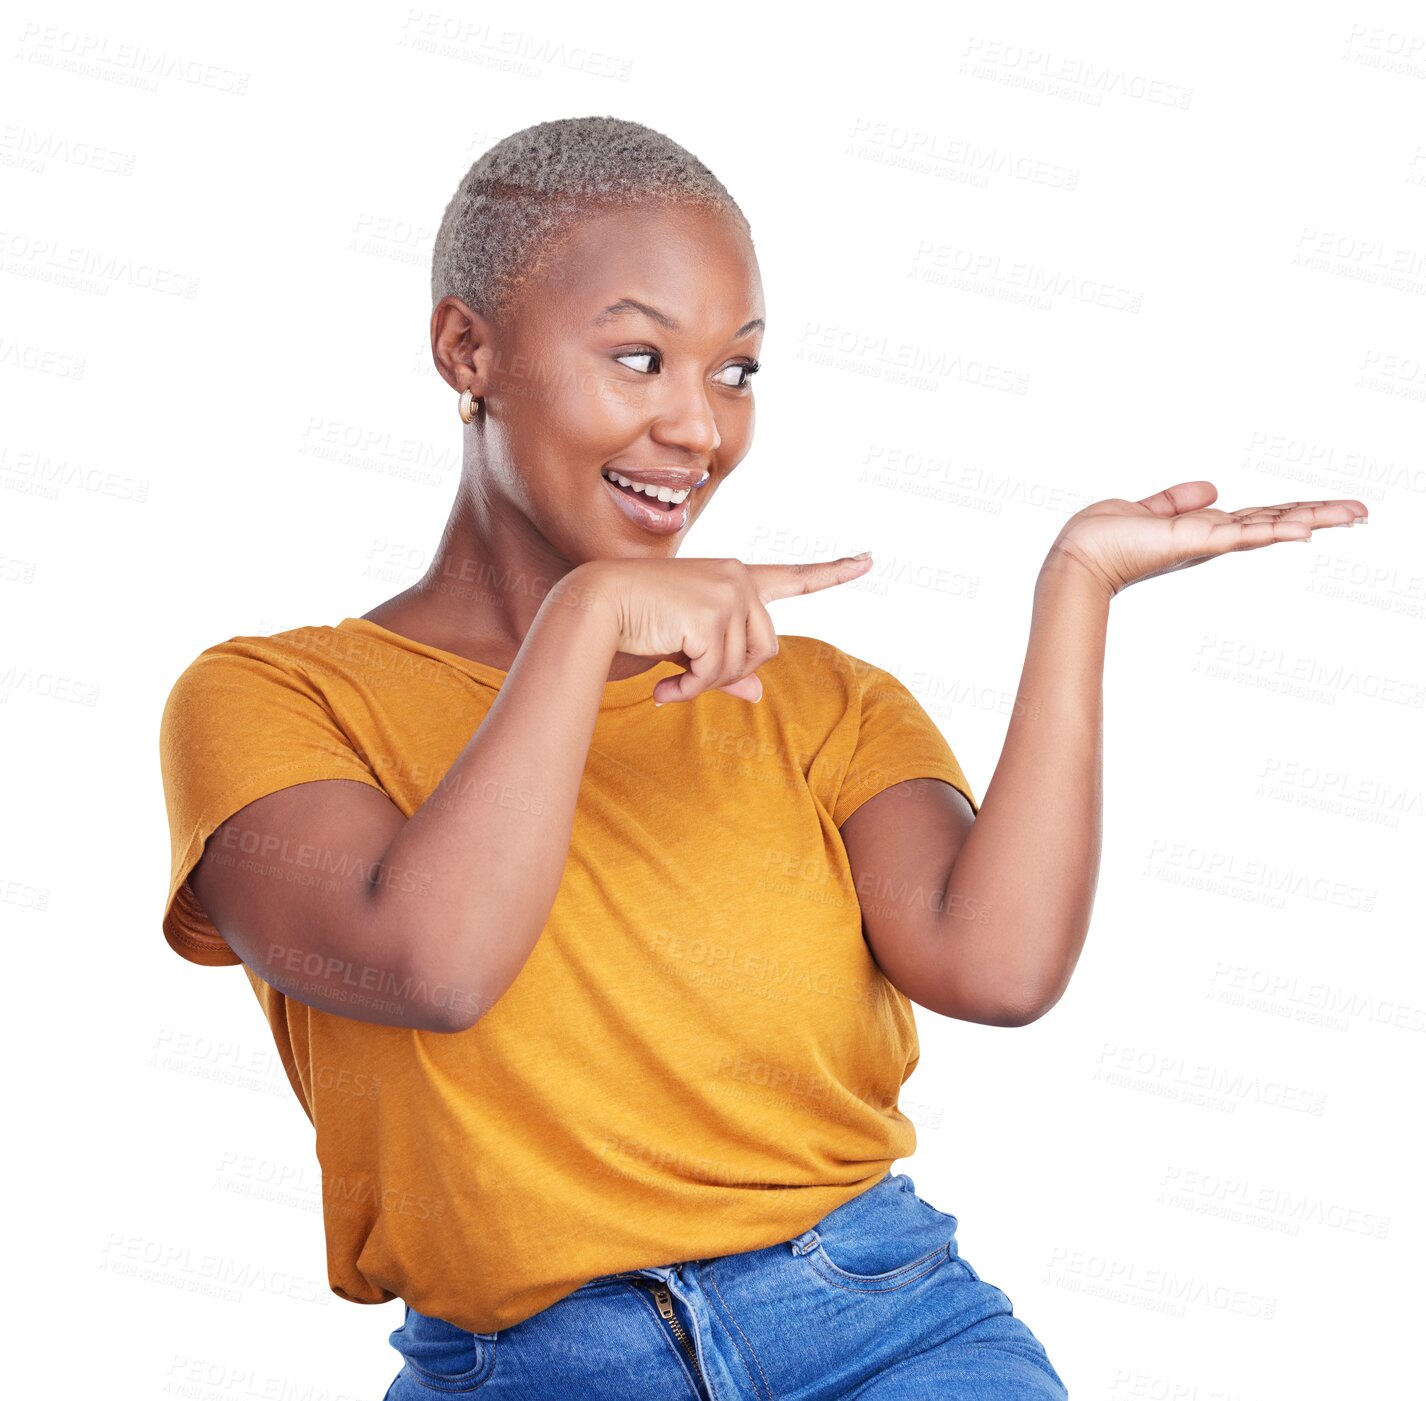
[838,776,1022,1026]
[184,777,446,1029]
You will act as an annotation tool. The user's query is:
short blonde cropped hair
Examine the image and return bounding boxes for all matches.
[431,115,751,326]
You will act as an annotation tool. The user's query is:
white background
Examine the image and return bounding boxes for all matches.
[5,1,1423,1396]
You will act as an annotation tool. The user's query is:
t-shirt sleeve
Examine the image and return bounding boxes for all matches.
[158,644,386,967]
[831,660,980,828]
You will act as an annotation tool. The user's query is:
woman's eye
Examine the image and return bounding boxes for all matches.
[715,359,761,389]
[615,350,760,388]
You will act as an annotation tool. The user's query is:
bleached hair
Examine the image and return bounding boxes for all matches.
[431,115,751,325]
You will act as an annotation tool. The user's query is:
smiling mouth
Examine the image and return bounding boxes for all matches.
[598,469,706,535]
[600,467,706,510]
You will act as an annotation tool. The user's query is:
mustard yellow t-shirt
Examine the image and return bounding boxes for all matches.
[158,616,979,1333]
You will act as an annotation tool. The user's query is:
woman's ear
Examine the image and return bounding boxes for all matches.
[431,295,496,397]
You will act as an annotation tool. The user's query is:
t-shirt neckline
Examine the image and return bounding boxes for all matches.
[335,616,684,708]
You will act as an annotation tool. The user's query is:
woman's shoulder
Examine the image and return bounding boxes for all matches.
[767,633,885,709]
[162,621,350,715]
[773,634,885,684]
[173,620,345,672]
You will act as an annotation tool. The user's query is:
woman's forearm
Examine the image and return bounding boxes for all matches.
[368,565,621,1029]
[937,553,1110,1019]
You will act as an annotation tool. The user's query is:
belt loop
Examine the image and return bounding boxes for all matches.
[789,1228,821,1256]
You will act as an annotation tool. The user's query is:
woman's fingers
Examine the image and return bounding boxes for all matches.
[1204,501,1367,553]
[654,610,747,705]
[1228,501,1367,525]
[714,606,749,698]
[723,601,778,703]
[1134,481,1219,516]
[656,600,778,706]
[606,554,873,707]
[748,552,873,603]
[744,600,779,670]
[1123,483,1365,524]
[664,555,871,704]
[718,674,764,704]
[656,639,722,704]
[1231,498,1365,514]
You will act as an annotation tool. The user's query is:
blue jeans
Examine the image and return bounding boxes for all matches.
[382,1171,1068,1398]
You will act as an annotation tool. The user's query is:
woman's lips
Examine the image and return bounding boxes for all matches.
[600,473,692,535]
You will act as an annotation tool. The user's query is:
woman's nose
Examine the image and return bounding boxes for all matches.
[648,379,723,455]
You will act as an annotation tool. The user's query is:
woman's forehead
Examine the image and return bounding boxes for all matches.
[531,208,762,336]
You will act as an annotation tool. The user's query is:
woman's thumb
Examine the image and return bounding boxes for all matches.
[722,674,763,703]
[653,672,762,706]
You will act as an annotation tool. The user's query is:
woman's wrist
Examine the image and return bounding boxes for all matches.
[1037,545,1116,608]
[545,562,620,646]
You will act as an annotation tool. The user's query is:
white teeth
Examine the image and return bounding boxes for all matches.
[602,469,691,504]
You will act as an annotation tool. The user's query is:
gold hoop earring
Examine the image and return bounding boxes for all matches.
[458,388,482,424]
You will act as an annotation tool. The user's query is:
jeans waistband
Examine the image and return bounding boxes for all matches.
[585,1170,905,1282]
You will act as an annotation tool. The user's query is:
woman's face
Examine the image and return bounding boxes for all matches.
[455,200,764,565]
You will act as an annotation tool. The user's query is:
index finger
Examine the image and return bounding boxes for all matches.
[747,553,874,603]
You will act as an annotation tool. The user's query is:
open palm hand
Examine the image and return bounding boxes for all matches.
[1047,481,1369,598]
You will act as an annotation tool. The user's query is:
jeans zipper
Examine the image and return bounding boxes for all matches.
[610,1274,705,1388]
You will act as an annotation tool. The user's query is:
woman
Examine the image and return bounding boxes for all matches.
[159,116,1365,1398]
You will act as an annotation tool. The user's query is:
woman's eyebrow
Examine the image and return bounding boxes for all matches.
[592,297,764,339]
